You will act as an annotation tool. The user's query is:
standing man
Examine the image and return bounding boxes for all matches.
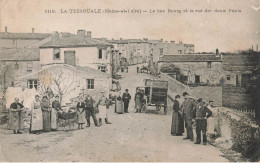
[182,92,197,141]
[96,91,112,126]
[9,97,24,134]
[137,66,139,73]
[85,94,99,127]
[194,98,212,145]
[122,89,131,113]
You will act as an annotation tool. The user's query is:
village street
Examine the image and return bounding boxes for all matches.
[0,64,228,162]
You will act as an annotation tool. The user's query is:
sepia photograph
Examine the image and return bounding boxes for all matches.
[0,0,259,162]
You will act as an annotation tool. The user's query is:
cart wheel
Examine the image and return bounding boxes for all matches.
[156,104,161,111]
[164,107,168,115]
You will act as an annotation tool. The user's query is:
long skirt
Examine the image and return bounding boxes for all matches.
[116,100,124,114]
[31,109,43,131]
[171,111,184,135]
[42,110,51,132]
[207,116,217,134]
[51,108,58,129]
[135,99,142,110]
[76,109,85,124]
[97,105,107,119]
[9,111,24,130]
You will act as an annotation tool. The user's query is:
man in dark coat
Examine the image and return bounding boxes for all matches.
[85,94,99,127]
[182,92,197,141]
[193,98,212,145]
[122,89,131,113]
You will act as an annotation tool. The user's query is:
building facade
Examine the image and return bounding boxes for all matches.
[158,54,222,85]
[40,30,114,75]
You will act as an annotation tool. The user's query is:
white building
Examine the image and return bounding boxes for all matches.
[39,30,114,75]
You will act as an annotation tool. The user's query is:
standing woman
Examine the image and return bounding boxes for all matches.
[30,95,43,134]
[76,97,85,129]
[171,95,184,136]
[9,97,24,134]
[51,95,61,131]
[41,96,51,132]
[116,92,124,114]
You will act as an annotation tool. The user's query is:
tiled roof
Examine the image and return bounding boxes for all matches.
[0,32,51,40]
[0,48,40,61]
[17,64,110,79]
[159,54,222,62]
[40,35,113,48]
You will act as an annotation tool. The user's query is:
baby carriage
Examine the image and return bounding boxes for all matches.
[58,110,77,130]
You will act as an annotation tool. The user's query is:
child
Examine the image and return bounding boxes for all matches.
[76,97,85,129]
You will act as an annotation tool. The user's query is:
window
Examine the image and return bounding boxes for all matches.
[27,80,38,90]
[87,79,94,89]
[195,75,200,84]
[226,75,230,81]
[15,62,19,70]
[98,49,103,59]
[98,65,106,72]
[53,48,60,60]
[207,62,212,68]
[27,62,33,73]
[159,48,163,55]
[178,50,182,54]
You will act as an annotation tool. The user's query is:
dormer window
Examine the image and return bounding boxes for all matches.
[53,48,60,60]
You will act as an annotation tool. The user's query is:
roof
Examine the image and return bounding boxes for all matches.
[40,35,113,48]
[0,32,51,40]
[159,54,222,62]
[109,39,147,44]
[17,64,110,80]
[0,48,40,61]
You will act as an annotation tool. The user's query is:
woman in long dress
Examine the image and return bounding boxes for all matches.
[171,95,184,136]
[116,93,124,114]
[9,97,24,134]
[30,95,43,134]
[134,88,143,113]
[41,96,51,132]
[76,97,85,129]
[51,95,61,131]
[207,101,218,137]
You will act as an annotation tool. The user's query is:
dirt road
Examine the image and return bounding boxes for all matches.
[0,64,228,162]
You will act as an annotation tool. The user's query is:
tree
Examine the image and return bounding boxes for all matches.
[38,69,80,105]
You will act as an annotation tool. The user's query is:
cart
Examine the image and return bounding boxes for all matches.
[58,111,77,130]
[140,79,168,115]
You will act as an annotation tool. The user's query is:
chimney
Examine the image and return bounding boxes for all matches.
[32,28,35,33]
[5,26,7,33]
[61,32,70,38]
[160,38,163,42]
[120,38,122,41]
[51,31,59,40]
[86,31,92,38]
[170,40,175,43]
[112,38,114,41]
[77,30,86,37]
[216,48,219,55]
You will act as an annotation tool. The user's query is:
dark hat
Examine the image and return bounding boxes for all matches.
[183,92,189,96]
[42,95,48,99]
[197,98,203,102]
[125,89,129,91]
[175,95,180,99]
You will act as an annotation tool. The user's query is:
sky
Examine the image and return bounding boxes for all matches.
[0,0,260,52]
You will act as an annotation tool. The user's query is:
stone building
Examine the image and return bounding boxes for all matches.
[40,30,114,75]
[0,48,41,97]
[158,54,222,85]
[222,51,260,119]
[0,27,50,49]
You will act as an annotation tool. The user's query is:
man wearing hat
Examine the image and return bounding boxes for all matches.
[122,89,131,113]
[182,92,197,141]
[193,98,212,145]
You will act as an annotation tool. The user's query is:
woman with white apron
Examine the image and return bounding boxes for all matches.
[30,95,43,134]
